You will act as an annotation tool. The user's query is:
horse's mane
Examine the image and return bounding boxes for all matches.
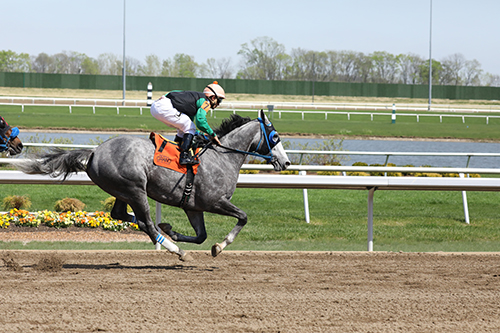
[214,114,252,138]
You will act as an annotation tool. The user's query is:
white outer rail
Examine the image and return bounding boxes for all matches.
[1,170,500,251]
[1,96,499,113]
[4,101,499,123]
[214,108,500,124]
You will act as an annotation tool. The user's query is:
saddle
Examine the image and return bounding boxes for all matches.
[149,132,201,175]
[150,132,212,207]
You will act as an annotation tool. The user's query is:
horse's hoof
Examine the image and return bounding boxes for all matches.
[158,223,172,234]
[179,252,193,262]
[211,243,222,257]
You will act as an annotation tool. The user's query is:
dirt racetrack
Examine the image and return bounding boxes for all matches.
[1,250,500,332]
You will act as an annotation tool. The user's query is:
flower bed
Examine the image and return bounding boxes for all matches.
[0,209,139,231]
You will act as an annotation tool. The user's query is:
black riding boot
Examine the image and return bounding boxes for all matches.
[179,133,198,165]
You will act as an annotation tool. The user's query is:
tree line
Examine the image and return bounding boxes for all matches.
[1,36,498,87]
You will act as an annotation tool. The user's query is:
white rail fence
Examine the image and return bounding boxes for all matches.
[2,96,500,124]
[285,150,500,168]
[2,96,499,113]
[4,103,500,124]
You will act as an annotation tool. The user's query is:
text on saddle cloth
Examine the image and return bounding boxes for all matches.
[150,132,200,174]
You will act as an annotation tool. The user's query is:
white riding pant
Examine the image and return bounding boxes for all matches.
[150,96,196,138]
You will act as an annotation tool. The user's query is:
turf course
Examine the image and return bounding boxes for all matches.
[1,184,500,252]
[1,103,500,140]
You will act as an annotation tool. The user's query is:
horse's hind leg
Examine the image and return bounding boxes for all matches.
[111,198,150,233]
[126,195,192,261]
[111,199,135,222]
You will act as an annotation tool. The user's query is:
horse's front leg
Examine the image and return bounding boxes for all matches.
[207,198,247,257]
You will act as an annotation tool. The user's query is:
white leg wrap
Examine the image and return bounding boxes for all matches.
[156,233,180,253]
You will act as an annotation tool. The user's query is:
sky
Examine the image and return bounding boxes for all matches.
[1,0,499,75]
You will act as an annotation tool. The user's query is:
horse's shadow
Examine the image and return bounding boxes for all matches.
[61,263,218,272]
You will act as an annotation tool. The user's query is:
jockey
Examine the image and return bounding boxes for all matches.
[150,81,224,165]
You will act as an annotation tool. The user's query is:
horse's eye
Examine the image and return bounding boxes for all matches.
[272,133,279,143]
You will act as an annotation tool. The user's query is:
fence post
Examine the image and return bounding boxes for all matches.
[147,82,153,106]
[155,201,162,250]
[367,187,375,251]
[460,173,470,224]
[267,105,274,120]
[391,103,396,124]
[299,171,310,223]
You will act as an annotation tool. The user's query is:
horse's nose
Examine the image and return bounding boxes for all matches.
[284,161,291,169]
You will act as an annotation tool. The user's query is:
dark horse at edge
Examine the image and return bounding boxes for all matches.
[0,116,23,156]
[19,110,290,261]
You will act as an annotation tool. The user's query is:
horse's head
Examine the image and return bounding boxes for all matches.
[254,110,290,171]
[0,116,23,156]
[214,111,290,171]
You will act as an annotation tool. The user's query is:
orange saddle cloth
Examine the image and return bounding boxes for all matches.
[150,132,200,174]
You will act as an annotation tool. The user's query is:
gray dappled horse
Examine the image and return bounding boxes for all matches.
[0,116,23,156]
[19,110,290,261]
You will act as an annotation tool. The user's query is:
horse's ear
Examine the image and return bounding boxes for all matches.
[259,109,270,124]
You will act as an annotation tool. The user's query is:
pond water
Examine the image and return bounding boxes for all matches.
[18,131,500,168]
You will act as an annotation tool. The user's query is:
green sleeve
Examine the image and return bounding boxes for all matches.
[194,108,214,136]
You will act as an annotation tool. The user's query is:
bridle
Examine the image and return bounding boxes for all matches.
[207,117,281,163]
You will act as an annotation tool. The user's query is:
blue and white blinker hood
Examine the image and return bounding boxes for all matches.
[10,127,19,139]
[0,115,20,152]
[0,126,19,152]
[252,117,281,164]
[258,117,280,149]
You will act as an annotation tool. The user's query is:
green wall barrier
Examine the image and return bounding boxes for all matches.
[0,72,499,100]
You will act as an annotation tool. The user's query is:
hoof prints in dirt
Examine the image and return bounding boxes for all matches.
[33,255,65,272]
[2,254,65,272]
[2,257,23,272]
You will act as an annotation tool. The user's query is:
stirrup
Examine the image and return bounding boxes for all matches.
[179,152,199,165]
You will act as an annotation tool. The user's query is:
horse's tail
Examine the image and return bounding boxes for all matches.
[18,148,94,181]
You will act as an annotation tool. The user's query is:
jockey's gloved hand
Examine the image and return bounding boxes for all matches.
[211,134,221,146]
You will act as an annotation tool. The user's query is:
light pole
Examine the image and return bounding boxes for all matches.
[428,0,433,111]
[122,0,126,105]
[312,53,315,104]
